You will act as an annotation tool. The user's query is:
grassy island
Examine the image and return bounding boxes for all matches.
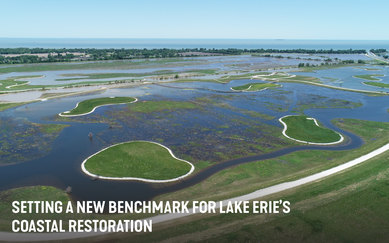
[363,81,389,88]
[280,115,342,144]
[59,97,136,116]
[353,74,384,81]
[82,141,193,181]
[231,82,280,91]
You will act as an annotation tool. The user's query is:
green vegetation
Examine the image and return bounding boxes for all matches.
[157,119,389,202]
[364,81,389,88]
[231,82,280,91]
[193,69,218,75]
[0,76,43,92]
[0,68,219,92]
[254,72,322,84]
[0,58,185,74]
[0,79,29,91]
[0,75,78,92]
[128,100,197,113]
[282,75,321,83]
[257,72,389,95]
[321,76,339,82]
[281,115,341,143]
[354,74,384,81]
[299,63,359,72]
[173,72,279,84]
[147,150,389,243]
[56,72,145,81]
[1,119,388,235]
[61,97,136,116]
[240,109,275,120]
[0,78,133,92]
[0,47,367,64]
[37,123,69,134]
[0,102,28,111]
[116,118,389,242]
[293,95,362,113]
[56,69,217,81]
[38,92,77,99]
[370,48,387,54]
[84,141,192,180]
[0,186,70,229]
[0,121,68,165]
[10,75,42,80]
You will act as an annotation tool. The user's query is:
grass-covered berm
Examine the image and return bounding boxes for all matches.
[60,97,137,116]
[280,115,342,143]
[363,81,389,88]
[353,74,384,81]
[231,82,280,91]
[83,141,193,180]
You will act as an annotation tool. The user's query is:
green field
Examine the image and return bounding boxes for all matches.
[0,102,28,111]
[60,97,136,116]
[363,81,389,88]
[354,74,384,81]
[231,82,280,91]
[281,115,341,143]
[83,141,192,180]
[138,149,389,243]
[0,186,70,230]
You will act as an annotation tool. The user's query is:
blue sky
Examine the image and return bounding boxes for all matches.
[0,0,388,39]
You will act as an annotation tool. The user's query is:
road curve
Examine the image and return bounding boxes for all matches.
[1,142,388,242]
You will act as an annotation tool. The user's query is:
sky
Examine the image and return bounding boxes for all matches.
[0,0,388,40]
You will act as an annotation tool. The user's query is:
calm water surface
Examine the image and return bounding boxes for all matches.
[1,78,389,201]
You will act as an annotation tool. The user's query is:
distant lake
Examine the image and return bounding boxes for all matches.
[0,38,389,49]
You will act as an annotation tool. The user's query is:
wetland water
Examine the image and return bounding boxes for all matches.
[0,54,330,85]
[293,65,389,92]
[1,78,389,202]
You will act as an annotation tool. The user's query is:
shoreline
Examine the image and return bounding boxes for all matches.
[58,97,138,117]
[353,74,385,82]
[252,73,389,95]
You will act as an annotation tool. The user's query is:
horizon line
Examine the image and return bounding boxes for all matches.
[1,37,389,41]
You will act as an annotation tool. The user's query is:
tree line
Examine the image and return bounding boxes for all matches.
[0,47,371,64]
